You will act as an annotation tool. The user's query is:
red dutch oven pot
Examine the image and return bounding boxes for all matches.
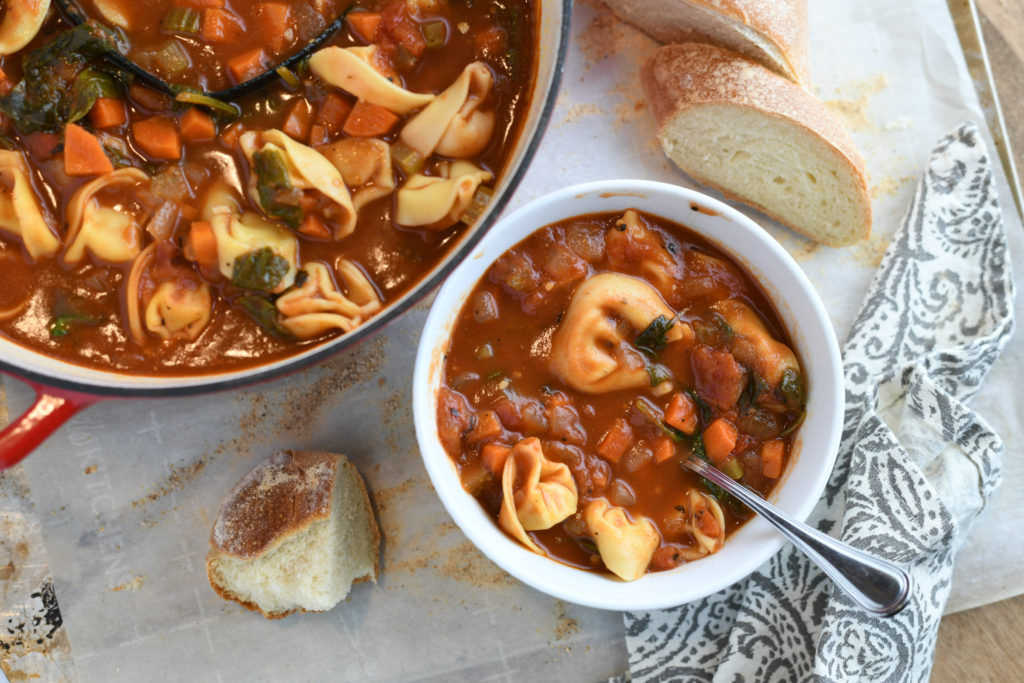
[0,0,572,469]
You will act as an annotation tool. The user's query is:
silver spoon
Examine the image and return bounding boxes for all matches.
[683,454,912,617]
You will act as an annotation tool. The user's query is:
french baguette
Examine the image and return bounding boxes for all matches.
[642,43,871,247]
[605,0,809,85]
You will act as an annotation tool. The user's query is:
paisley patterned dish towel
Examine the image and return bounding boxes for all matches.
[622,121,1017,682]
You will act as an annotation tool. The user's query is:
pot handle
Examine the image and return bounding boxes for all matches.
[0,385,97,470]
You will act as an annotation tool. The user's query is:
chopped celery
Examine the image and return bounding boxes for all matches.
[174,90,240,117]
[162,7,200,34]
[721,458,744,480]
[421,20,447,48]
[390,140,425,176]
[153,40,191,79]
[461,185,493,225]
[275,66,301,88]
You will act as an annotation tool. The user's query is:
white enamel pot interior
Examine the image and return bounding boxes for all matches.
[413,179,844,611]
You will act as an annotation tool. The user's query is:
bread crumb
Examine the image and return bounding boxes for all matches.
[110,575,145,592]
[884,116,913,131]
[83,465,97,475]
[870,175,915,200]
[553,600,580,641]
[823,75,889,132]
[130,457,207,508]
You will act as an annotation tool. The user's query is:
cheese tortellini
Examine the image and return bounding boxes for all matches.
[712,299,799,388]
[0,0,50,55]
[202,186,299,293]
[275,261,382,339]
[583,498,660,581]
[550,273,690,394]
[400,62,495,159]
[0,150,58,261]
[396,161,492,230]
[498,438,579,554]
[125,244,213,344]
[308,46,435,114]
[684,490,725,556]
[63,168,148,265]
[240,129,358,239]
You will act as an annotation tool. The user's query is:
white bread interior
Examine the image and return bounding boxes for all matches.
[605,0,809,84]
[642,43,871,247]
[207,451,380,619]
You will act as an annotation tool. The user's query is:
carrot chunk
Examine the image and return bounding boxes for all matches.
[132,116,182,160]
[760,440,785,479]
[702,418,738,467]
[481,443,511,476]
[226,47,268,83]
[348,11,382,41]
[653,435,676,464]
[185,221,218,268]
[180,107,216,141]
[87,97,126,129]
[281,98,314,141]
[202,8,245,43]
[63,123,114,176]
[467,410,502,444]
[297,215,331,239]
[382,0,426,57]
[257,3,292,54]
[308,124,329,147]
[664,392,698,435]
[317,92,353,135]
[596,418,633,464]
[343,100,399,137]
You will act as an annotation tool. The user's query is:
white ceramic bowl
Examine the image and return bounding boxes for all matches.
[413,180,843,611]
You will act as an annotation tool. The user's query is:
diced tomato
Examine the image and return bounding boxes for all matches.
[382,0,426,58]
[692,345,747,410]
[297,215,330,239]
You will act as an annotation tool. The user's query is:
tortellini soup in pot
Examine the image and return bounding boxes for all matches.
[0,0,535,374]
[437,210,806,580]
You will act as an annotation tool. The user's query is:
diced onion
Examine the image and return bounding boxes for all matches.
[153,40,191,78]
[421,20,447,48]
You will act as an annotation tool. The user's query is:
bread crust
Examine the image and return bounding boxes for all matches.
[206,450,380,619]
[641,43,871,247]
[605,0,809,84]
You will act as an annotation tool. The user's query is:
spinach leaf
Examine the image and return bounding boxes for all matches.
[647,364,670,387]
[690,435,728,500]
[252,149,303,228]
[48,290,102,338]
[780,368,805,410]
[232,247,290,293]
[687,389,714,426]
[635,314,676,357]
[0,21,120,133]
[68,67,120,125]
[237,296,293,339]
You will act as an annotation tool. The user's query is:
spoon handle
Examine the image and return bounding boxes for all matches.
[686,456,911,617]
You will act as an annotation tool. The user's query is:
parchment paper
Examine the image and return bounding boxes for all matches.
[2,0,1022,679]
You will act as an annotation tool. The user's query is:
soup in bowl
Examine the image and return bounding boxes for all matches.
[413,180,843,610]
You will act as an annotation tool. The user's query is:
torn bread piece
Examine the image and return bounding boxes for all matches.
[207,450,380,619]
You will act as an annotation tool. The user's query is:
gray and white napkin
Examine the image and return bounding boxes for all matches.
[622,121,1016,682]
